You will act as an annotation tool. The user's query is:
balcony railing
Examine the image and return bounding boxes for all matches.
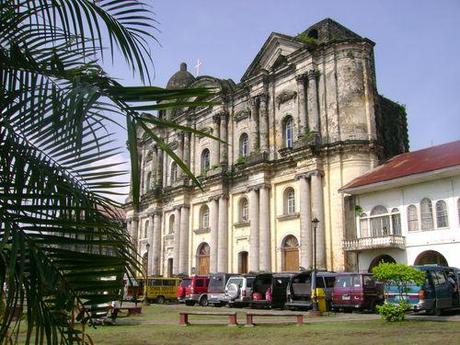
[342,235,406,251]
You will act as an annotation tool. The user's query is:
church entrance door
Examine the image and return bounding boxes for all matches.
[238,251,248,274]
[282,235,299,271]
[197,243,210,275]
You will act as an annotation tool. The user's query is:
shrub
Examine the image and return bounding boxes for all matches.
[372,263,425,322]
[376,301,411,322]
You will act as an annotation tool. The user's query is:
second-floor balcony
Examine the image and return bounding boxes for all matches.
[343,235,406,252]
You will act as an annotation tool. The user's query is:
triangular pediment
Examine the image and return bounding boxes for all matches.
[241,33,303,81]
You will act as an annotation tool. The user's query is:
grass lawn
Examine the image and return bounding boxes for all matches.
[84,304,460,345]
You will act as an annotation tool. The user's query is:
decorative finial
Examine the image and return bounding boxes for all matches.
[180,62,187,71]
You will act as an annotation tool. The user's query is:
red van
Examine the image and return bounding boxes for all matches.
[177,276,210,306]
[332,273,383,312]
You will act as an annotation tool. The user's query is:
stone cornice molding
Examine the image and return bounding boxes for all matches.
[275,89,297,107]
[233,108,250,122]
[246,182,270,193]
[307,69,319,80]
[294,172,311,181]
[212,113,221,124]
[208,195,220,202]
[308,169,324,178]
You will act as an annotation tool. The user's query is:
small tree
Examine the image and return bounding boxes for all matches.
[372,263,425,321]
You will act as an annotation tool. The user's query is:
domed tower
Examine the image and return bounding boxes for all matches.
[166,62,195,89]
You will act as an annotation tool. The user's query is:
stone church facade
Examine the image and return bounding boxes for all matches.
[124,18,408,277]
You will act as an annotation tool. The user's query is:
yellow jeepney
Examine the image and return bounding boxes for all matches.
[145,277,180,303]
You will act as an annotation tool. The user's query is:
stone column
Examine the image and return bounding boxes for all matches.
[217,194,229,272]
[248,186,260,272]
[147,213,155,275]
[259,185,271,271]
[151,146,158,186]
[172,207,181,275]
[179,205,190,274]
[156,148,163,187]
[211,114,220,167]
[310,170,326,269]
[307,70,320,133]
[259,94,269,153]
[208,197,219,273]
[296,174,312,269]
[296,74,308,137]
[219,112,229,165]
[183,131,191,172]
[249,97,259,153]
[151,211,162,276]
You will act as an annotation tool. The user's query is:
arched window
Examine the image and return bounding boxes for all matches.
[421,198,434,231]
[359,213,369,238]
[284,187,295,214]
[170,162,178,184]
[407,205,419,232]
[144,220,149,238]
[201,149,210,173]
[200,205,210,229]
[436,200,449,228]
[283,116,294,148]
[146,172,152,192]
[391,208,401,235]
[169,214,175,234]
[239,133,249,157]
[240,197,249,222]
[370,205,390,237]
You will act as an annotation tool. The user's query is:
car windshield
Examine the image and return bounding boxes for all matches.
[227,278,243,288]
[208,275,225,292]
[180,279,191,287]
[335,276,354,288]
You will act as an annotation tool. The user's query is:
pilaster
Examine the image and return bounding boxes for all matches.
[217,194,229,272]
[247,185,260,271]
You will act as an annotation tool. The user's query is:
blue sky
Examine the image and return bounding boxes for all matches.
[106,0,460,151]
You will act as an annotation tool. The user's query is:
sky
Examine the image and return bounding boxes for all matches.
[103,0,460,201]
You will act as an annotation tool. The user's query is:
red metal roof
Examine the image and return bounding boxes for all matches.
[341,140,460,191]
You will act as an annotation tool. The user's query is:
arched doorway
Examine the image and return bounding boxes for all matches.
[368,254,396,272]
[238,251,248,274]
[414,250,448,266]
[197,243,210,275]
[142,252,148,276]
[282,235,299,271]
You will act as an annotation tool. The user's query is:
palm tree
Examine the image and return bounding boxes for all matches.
[0,1,214,343]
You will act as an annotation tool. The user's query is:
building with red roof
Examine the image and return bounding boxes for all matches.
[340,141,460,272]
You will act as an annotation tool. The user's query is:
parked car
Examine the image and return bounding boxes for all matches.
[331,273,383,311]
[247,272,297,309]
[385,265,460,315]
[145,277,181,304]
[225,274,256,307]
[285,271,336,310]
[207,273,236,307]
[176,275,210,306]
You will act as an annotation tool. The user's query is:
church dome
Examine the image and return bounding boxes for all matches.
[166,62,195,89]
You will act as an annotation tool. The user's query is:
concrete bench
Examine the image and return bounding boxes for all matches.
[179,311,238,327]
[245,312,305,326]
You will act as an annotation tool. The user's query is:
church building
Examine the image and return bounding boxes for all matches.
[124,18,408,277]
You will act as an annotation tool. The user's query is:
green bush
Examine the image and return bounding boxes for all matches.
[376,302,411,322]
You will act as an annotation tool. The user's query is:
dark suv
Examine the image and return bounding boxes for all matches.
[284,271,336,310]
[176,275,209,306]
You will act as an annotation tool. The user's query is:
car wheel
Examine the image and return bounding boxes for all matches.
[199,296,208,307]
[156,296,166,304]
